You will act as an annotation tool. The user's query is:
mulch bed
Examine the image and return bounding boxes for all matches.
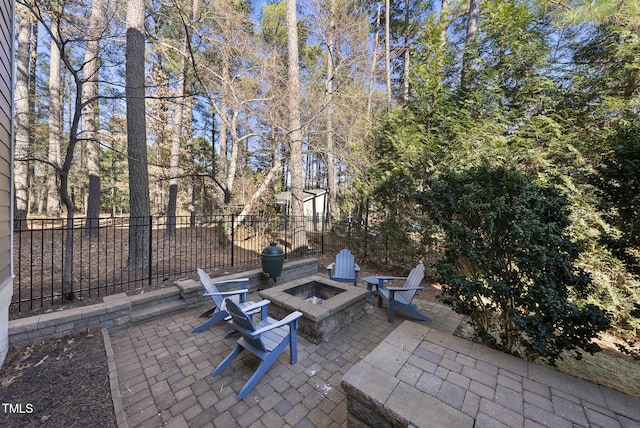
[0,329,116,428]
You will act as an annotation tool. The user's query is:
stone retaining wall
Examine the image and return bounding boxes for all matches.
[342,321,475,428]
[8,258,319,346]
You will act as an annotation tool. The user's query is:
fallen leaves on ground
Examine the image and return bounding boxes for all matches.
[0,329,116,428]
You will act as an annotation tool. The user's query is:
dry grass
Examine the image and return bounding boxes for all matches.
[445,294,640,399]
[554,335,640,398]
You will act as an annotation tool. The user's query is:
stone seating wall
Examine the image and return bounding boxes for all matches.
[8,259,319,346]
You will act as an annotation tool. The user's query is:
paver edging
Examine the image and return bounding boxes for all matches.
[102,327,129,428]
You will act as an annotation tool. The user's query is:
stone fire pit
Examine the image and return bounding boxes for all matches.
[259,275,367,343]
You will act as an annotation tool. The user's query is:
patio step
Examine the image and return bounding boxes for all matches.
[129,286,186,323]
[132,298,186,323]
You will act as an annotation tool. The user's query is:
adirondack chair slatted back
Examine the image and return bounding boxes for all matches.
[197,268,242,308]
[197,269,224,308]
[225,298,267,353]
[398,264,425,303]
[335,249,355,278]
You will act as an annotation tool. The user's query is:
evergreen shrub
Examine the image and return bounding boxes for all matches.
[421,164,610,365]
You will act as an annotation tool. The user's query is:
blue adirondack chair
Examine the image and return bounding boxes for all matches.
[213,298,303,400]
[376,264,432,323]
[192,269,263,334]
[326,248,360,286]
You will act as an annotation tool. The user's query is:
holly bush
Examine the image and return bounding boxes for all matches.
[420,164,610,365]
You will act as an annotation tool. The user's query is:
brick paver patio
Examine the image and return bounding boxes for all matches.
[106,295,640,427]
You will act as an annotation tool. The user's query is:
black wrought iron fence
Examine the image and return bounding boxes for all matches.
[11,213,426,314]
[11,214,359,314]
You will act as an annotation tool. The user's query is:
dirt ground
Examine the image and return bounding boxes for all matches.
[1,257,637,427]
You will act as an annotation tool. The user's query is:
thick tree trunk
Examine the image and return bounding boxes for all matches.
[167,0,198,231]
[366,3,382,126]
[83,0,106,236]
[326,0,336,220]
[186,0,198,227]
[166,42,187,237]
[217,61,230,205]
[440,0,450,45]
[47,18,61,218]
[14,5,32,231]
[185,98,196,226]
[403,0,410,102]
[126,0,151,270]
[385,0,392,111]
[226,107,241,197]
[27,18,37,216]
[461,0,481,89]
[286,0,306,253]
[219,56,243,204]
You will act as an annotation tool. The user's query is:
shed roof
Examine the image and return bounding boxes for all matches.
[274,189,327,204]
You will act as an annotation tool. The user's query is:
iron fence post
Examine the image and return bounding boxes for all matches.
[365,201,370,257]
[231,214,235,267]
[284,216,289,257]
[320,215,326,254]
[148,216,153,286]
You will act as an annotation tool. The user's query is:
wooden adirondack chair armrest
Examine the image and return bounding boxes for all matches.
[203,289,249,297]
[385,286,424,292]
[326,262,335,272]
[251,311,303,337]
[212,278,250,288]
[376,276,407,289]
[377,276,407,282]
[239,299,271,314]
[354,264,361,272]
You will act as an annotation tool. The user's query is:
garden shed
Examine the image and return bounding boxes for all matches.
[274,188,328,221]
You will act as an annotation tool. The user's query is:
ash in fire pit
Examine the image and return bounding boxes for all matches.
[260,275,367,343]
[285,280,345,304]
